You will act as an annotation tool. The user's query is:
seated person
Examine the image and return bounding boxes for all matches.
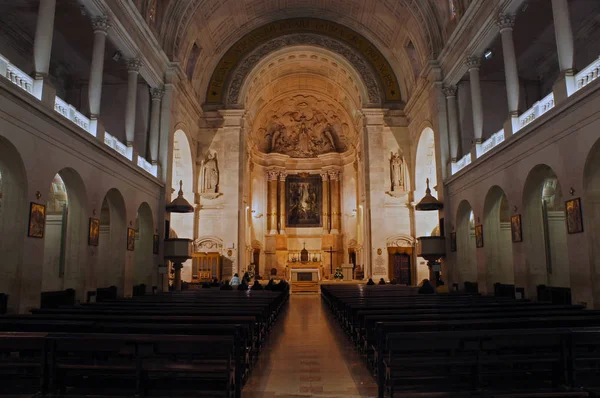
[251,280,264,291]
[210,278,220,287]
[264,279,276,291]
[237,280,249,291]
[366,278,375,286]
[418,279,435,294]
[242,272,251,283]
[220,280,233,290]
[378,278,386,285]
[230,273,241,287]
[390,279,398,285]
[273,279,289,292]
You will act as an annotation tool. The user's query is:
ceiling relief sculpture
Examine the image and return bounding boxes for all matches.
[255,95,353,158]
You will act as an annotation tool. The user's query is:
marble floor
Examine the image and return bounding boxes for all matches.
[243,294,378,398]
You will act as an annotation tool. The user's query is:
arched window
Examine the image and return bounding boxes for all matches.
[449,0,457,19]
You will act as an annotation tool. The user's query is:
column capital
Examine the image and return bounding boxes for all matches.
[91,16,111,34]
[466,56,481,71]
[497,13,515,32]
[328,170,340,181]
[320,171,329,181]
[267,170,280,181]
[442,85,457,98]
[278,172,288,181]
[150,87,165,101]
[125,58,142,72]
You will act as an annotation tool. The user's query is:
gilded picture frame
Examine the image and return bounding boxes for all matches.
[475,225,484,248]
[565,197,583,234]
[27,202,46,238]
[511,215,523,243]
[286,174,322,228]
[88,217,100,246]
[127,228,136,251]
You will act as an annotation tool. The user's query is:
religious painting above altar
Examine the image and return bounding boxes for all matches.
[286,174,322,227]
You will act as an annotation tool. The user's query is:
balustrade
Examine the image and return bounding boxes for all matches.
[452,153,472,174]
[53,96,91,134]
[104,132,128,159]
[137,155,157,177]
[479,129,505,157]
[576,56,600,92]
[0,55,33,95]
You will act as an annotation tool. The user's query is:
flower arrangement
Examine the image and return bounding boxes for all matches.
[334,266,344,280]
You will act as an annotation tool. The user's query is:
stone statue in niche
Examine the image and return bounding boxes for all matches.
[390,150,406,192]
[200,152,222,199]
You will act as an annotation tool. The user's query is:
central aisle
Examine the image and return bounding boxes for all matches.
[243,294,377,397]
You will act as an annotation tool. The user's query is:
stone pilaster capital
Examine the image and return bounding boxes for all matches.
[442,85,457,98]
[466,56,481,71]
[267,170,280,181]
[496,13,515,32]
[91,16,111,34]
[320,172,329,181]
[126,58,142,72]
[150,87,165,101]
[278,172,288,181]
[328,170,340,181]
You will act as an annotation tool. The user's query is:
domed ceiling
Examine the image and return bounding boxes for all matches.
[135,0,452,104]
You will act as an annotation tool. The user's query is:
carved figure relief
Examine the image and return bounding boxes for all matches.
[390,150,406,192]
[200,152,219,193]
[257,95,352,158]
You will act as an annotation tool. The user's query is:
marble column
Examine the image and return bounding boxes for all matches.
[32,0,56,103]
[551,0,576,101]
[278,172,287,234]
[329,170,341,235]
[497,14,520,136]
[321,172,330,234]
[467,56,484,156]
[267,170,279,235]
[443,85,459,163]
[149,88,164,165]
[125,59,142,148]
[88,16,110,138]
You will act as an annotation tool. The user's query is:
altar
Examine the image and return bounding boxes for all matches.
[285,247,323,293]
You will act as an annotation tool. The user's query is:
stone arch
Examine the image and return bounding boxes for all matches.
[583,141,600,307]
[133,202,155,289]
[522,164,570,294]
[97,188,127,296]
[42,168,88,302]
[0,136,27,313]
[483,185,514,291]
[205,19,403,108]
[455,200,477,286]
[171,129,195,282]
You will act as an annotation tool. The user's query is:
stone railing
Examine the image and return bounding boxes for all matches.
[480,128,505,157]
[53,96,91,133]
[576,56,600,92]
[104,132,128,159]
[137,156,157,177]
[452,153,472,174]
[518,92,554,131]
[0,55,33,95]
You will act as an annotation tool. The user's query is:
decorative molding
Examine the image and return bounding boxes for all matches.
[386,234,416,247]
[150,87,165,100]
[442,85,457,98]
[466,56,481,71]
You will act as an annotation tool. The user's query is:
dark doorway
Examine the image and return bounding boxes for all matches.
[390,252,411,285]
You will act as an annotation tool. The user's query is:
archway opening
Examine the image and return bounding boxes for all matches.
[415,127,439,283]
[0,137,27,312]
[523,165,569,293]
[171,129,194,282]
[134,202,155,290]
[483,186,514,291]
[456,200,477,287]
[97,189,127,295]
[42,169,88,301]
[584,142,600,307]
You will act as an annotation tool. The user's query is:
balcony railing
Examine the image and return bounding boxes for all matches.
[104,132,129,159]
[452,153,472,174]
[0,55,33,96]
[518,92,555,131]
[576,56,600,92]
[137,156,157,177]
[480,128,505,157]
[54,96,91,134]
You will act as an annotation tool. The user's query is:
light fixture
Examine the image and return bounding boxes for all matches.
[112,51,122,62]
[484,49,493,60]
